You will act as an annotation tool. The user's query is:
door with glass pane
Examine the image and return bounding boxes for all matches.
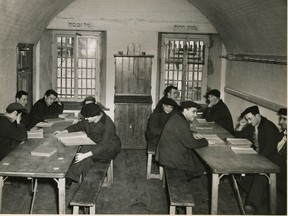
[159,34,209,103]
[53,32,102,102]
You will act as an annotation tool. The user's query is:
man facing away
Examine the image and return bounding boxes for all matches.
[234,105,279,214]
[27,89,64,129]
[0,103,28,160]
[155,100,208,181]
[203,89,234,134]
[154,85,179,112]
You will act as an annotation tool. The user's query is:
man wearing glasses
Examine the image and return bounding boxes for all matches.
[234,105,279,214]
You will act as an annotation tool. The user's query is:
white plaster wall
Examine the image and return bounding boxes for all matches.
[47,0,216,119]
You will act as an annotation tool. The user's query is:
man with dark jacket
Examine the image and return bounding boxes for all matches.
[54,103,121,189]
[28,89,64,129]
[155,100,208,180]
[0,103,28,160]
[234,105,279,214]
[154,85,179,112]
[203,89,234,134]
[146,97,178,150]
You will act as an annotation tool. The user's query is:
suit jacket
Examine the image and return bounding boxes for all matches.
[155,112,208,175]
[234,116,279,159]
[203,99,234,134]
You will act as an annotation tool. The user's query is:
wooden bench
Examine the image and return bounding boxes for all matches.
[70,160,113,214]
[146,142,163,180]
[165,167,195,215]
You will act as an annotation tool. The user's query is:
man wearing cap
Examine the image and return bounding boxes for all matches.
[154,85,179,112]
[146,98,178,150]
[155,100,208,180]
[54,103,121,189]
[0,103,28,160]
[203,89,234,134]
[27,89,64,129]
[234,105,279,214]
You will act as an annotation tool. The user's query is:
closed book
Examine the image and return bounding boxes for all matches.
[28,128,44,139]
[31,146,57,157]
[35,122,54,128]
[56,131,96,146]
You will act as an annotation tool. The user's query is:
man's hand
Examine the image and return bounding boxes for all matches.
[16,113,22,124]
[54,130,68,136]
[74,151,93,163]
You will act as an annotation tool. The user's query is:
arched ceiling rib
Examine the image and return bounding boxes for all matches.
[188,0,287,55]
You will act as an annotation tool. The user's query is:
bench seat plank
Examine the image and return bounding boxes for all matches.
[70,160,111,207]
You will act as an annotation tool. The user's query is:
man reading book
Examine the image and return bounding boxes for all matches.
[54,103,121,189]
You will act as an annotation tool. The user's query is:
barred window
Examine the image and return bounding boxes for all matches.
[160,34,209,102]
[53,31,102,101]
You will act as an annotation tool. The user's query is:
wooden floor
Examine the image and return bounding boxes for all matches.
[1,149,287,214]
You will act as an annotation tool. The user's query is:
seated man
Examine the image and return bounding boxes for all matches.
[154,85,179,112]
[203,89,234,134]
[270,108,287,195]
[155,100,208,180]
[54,103,121,189]
[234,105,279,214]
[15,90,29,128]
[0,103,28,160]
[27,89,64,129]
[146,98,178,150]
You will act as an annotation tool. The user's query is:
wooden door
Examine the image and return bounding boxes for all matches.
[114,103,151,149]
[17,43,33,111]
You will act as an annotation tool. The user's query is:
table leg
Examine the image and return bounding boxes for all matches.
[0,176,3,213]
[269,173,277,214]
[211,173,219,215]
[58,178,65,214]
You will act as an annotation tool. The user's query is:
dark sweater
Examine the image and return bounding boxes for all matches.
[0,114,27,160]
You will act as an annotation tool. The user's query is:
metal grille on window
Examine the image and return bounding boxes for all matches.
[164,39,205,101]
[56,34,99,101]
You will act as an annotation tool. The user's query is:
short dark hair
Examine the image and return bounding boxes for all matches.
[15,90,28,99]
[163,85,177,97]
[44,89,58,97]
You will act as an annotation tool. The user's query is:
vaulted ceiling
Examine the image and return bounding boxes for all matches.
[0,0,286,55]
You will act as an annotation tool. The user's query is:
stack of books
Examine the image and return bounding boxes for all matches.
[56,131,96,146]
[28,128,44,139]
[226,138,257,154]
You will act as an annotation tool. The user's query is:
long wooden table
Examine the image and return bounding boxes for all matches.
[192,120,280,215]
[0,121,78,214]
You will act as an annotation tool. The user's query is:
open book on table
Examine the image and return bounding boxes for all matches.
[226,138,257,154]
[200,134,225,145]
[56,131,96,146]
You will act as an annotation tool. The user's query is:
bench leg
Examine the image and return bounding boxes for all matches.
[169,206,176,215]
[147,153,153,179]
[186,207,193,214]
[72,206,79,215]
[89,205,96,215]
[103,160,113,187]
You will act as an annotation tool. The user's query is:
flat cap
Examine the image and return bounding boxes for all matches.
[82,96,96,105]
[277,108,287,116]
[240,106,259,118]
[206,89,220,98]
[180,100,201,109]
[161,97,178,107]
[80,103,101,117]
[6,102,27,114]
